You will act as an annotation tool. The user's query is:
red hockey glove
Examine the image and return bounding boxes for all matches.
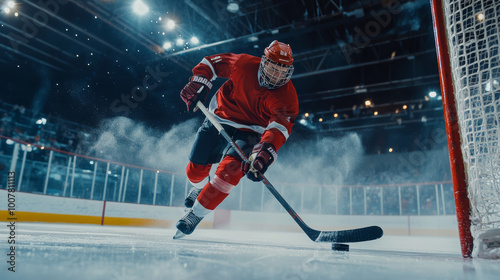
[241,143,277,182]
[180,76,213,112]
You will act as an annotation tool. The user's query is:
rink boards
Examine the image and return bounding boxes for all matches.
[0,189,458,236]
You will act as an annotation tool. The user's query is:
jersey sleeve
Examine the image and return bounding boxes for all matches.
[192,53,242,81]
[260,89,299,151]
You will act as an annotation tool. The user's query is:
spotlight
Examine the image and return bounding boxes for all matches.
[7,1,15,8]
[429,91,437,98]
[35,118,47,125]
[477,12,485,22]
[365,100,372,106]
[299,119,306,125]
[227,0,239,13]
[166,19,175,30]
[176,38,184,46]
[162,42,172,49]
[190,37,199,45]
[304,112,309,117]
[132,0,149,16]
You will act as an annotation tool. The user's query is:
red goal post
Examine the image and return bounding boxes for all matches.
[430,0,500,258]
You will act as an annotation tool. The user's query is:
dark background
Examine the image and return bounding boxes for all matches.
[0,0,445,154]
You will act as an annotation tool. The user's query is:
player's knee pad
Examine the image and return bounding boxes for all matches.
[210,175,235,194]
[215,156,244,186]
[186,162,211,183]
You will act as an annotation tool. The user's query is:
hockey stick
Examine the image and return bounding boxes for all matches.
[196,101,383,243]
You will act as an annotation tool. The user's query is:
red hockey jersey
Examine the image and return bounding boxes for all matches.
[192,53,299,150]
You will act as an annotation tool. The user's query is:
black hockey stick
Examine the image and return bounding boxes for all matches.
[196,101,383,243]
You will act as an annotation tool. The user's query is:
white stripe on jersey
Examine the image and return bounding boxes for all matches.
[207,95,290,139]
[201,58,218,81]
[266,121,290,139]
[208,96,266,134]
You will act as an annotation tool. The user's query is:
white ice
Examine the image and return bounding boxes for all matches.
[1,223,499,280]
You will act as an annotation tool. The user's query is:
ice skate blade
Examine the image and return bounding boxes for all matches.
[173,230,187,240]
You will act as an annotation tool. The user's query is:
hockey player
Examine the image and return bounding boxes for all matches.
[175,40,299,238]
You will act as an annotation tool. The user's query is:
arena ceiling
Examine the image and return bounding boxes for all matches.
[0,0,443,142]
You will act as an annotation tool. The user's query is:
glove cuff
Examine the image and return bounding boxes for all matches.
[191,76,213,90]
[253,142,277,161]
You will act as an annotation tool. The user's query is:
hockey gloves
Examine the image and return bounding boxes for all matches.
[241,142,277,182]
[180,76,213,112]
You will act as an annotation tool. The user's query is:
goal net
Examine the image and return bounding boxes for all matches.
[431,0,500,258]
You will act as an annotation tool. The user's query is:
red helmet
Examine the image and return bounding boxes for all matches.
[264,40,294,65]
[259,41,294,89]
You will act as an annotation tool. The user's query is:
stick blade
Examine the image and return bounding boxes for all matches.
[315,226,383,243]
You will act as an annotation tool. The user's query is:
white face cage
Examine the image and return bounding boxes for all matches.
[258,56,294,89]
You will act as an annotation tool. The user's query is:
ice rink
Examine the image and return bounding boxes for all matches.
[1,223,499,280]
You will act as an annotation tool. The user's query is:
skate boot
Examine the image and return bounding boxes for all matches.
[184,187,202,208]
[174,209,203,239]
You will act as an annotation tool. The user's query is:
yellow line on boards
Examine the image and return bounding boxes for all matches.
[0,211,213,228]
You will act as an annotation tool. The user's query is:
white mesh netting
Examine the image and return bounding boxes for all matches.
[443,0,500,258]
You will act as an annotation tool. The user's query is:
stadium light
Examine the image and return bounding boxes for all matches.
[166,19,175,30]
[162,42,172,49]
[476,12,485,22]
[36,118,47,125]
[227,0,239,13]
[132,0,149,16]
[176,38,184,46]
[190,36,199,45]
[2,1,14,14]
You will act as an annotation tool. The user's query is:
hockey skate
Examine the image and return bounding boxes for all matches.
[184,187,202,208]
[173,209,203,239]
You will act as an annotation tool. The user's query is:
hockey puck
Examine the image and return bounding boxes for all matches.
[332,243,349,252]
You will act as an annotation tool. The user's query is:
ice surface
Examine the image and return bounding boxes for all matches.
[1,223,499,280]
